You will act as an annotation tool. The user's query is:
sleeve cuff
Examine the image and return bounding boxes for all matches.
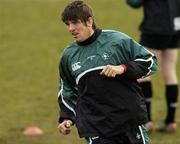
[120,64,127,73]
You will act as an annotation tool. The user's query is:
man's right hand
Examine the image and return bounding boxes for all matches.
[58,120,73,135]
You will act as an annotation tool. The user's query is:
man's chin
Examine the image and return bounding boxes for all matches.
[75,39,83,42]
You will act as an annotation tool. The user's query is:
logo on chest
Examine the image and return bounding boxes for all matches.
[102,52,111,60]
[72,62,81,71]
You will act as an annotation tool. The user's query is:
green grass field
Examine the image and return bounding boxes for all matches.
[0,0,180,144]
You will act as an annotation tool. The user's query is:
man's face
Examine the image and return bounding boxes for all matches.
[65,19,93,42]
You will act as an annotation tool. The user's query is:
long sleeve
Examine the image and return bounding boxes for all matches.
[58,55,77,124]
[120,38,158,79]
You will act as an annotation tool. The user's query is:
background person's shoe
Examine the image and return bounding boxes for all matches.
[156,123,177,133]
[146,121,154,133]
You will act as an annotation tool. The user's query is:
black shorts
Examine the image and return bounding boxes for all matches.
[140,33,180,50]
[85,125,149,144]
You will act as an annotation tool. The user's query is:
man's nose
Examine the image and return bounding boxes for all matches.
[68,24,75,32]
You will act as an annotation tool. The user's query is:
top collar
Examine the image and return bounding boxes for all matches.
[77,29,102,46]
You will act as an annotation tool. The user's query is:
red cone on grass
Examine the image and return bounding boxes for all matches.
[23,126,43,136]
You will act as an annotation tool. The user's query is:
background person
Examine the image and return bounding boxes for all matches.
[126,0,180,133]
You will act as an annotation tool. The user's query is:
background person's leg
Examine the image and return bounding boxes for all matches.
[157,49,179,132]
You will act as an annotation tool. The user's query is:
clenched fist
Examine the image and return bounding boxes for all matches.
[58,120,73,135]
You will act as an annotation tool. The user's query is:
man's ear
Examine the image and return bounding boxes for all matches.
[86,17,93,27]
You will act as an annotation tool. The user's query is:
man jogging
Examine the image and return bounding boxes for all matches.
[57,1,157,143]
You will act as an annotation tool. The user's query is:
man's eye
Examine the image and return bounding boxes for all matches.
[65,22,69,25]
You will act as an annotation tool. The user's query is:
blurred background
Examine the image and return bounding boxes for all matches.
[0,0,179,143]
